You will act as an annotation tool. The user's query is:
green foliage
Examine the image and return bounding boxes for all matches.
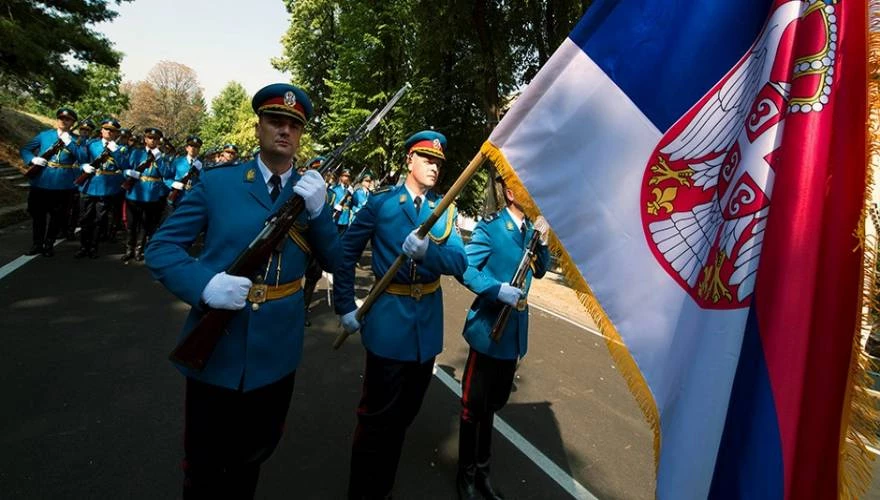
[277,0,589,215]
[0,0,131,105]
[200,82,257,153]
[71,63,130,122]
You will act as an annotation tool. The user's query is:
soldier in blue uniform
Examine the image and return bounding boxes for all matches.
[74,118,127,259]
[218,143,240,166]
[19,107,81,256]
[166,135,204,211]
[146,83,339,498]
[455,174,551,499]
[64,118,96,241]
[334,130,467,499]
[350,172,372,221]
[329,167,353,232]
[122,127,172,263]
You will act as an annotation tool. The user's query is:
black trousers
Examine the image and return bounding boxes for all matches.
[302,257,324,314]
[125,200,164,252]
[64,191,80,237]
[27,187,74,246]
[459,349,517,467]
[183,372,296,499]
[348,351,435,499]
[78,195,113,251]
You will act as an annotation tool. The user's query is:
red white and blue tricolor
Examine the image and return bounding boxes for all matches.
[483,0,870,498]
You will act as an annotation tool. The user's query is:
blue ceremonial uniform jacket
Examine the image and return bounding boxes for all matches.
[334,184,467,362]
[145,160,342,391]
[126,148,172,202]
[460,209,551,360]
[328,183,352,226]
[351,186,370,219]
[75,136,92,164]
[146,161,340,391]
[19,129,81,190]
[80,139,128,197]
[167,156,202,199]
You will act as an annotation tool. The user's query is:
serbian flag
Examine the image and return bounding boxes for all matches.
[481,0,874,497]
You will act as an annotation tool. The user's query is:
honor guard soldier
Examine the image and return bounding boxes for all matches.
[334,130,467,499]
[329,167,353,232]
[146,83,340,498]
[351,172,372,220]
[66,118,96,240]
[166,135,204,210]
[455,175,551,499]
[74,118,127,258]
[19,107,82,256]
[122,127,172,262]
[218,143,240,165]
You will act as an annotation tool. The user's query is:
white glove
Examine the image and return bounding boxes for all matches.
[171,181,185,190]
[347,186,354,194]
[150,148,162,158]
[497,282,525,306]
[333,204,344,212]
[106,141,119,152]
[81,164,96,174]
[59,131,72,145]
[124,169,141,179]
[201,272,253,310]
[340,309,361,334]
[534,215,550,246]
[402,229,429,260]
[30,157,48,167]
[293,170,326,219]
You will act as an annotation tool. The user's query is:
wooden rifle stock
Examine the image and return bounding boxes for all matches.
[169,197,308,370]
[167,165,200,204]
[23,139,65,178]
[74,147,114,186]
[121,151,156,191]
[489,229,542,343]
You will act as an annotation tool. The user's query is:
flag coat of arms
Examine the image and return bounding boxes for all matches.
[481,0,874,497]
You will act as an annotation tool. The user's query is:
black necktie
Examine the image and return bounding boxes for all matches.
[414,196,422,216]
[269,175,281,202]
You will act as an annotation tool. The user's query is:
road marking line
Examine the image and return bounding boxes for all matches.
[0,254,39,281]
[433,365,598,500]
[0,234,74,281]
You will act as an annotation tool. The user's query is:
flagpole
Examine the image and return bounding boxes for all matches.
[332,150,487,349]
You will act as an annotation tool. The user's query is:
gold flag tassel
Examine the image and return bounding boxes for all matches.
[480,140,663,470]
[839,6,880,498]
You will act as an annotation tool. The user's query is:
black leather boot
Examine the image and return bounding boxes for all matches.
[25,244,43,256]
[475,463,504,500]
[74,247,89,259]
[457,417,480,500]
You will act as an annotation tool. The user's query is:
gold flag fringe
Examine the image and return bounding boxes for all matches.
[479,140,662,468]
[839,10,880,498]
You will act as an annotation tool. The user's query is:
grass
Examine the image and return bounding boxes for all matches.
[0,108,55,215]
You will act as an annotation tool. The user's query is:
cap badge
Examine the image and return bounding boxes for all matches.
[432,138,441,149]
[284,91,296,107]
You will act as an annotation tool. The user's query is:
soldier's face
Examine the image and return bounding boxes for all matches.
[101,128,118,141]
[407,152,442,189]
[57,117,75,131]
[256,114,303,159]
[339,174,350,186]
[145,136,159,149]
[186,145,200,157]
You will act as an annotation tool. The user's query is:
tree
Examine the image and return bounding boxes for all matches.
[121,61,206,142]
[71,63,130,121]
[0,0,131,105]
[200,82,257,153]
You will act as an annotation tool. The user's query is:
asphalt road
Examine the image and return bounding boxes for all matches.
[1,218,876,499]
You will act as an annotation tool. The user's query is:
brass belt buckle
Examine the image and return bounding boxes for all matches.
[248,283,269,311]
[411,284,423,301]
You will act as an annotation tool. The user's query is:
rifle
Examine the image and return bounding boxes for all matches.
[121,148,159,191]
[167,159,201,204]
[331,167,374,221]
[489,227,542,342]
[169,81,411,370]
[22,134,70,178]
[73,141,119,186]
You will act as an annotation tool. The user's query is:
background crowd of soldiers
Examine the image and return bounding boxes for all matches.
[18,107,382,263]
